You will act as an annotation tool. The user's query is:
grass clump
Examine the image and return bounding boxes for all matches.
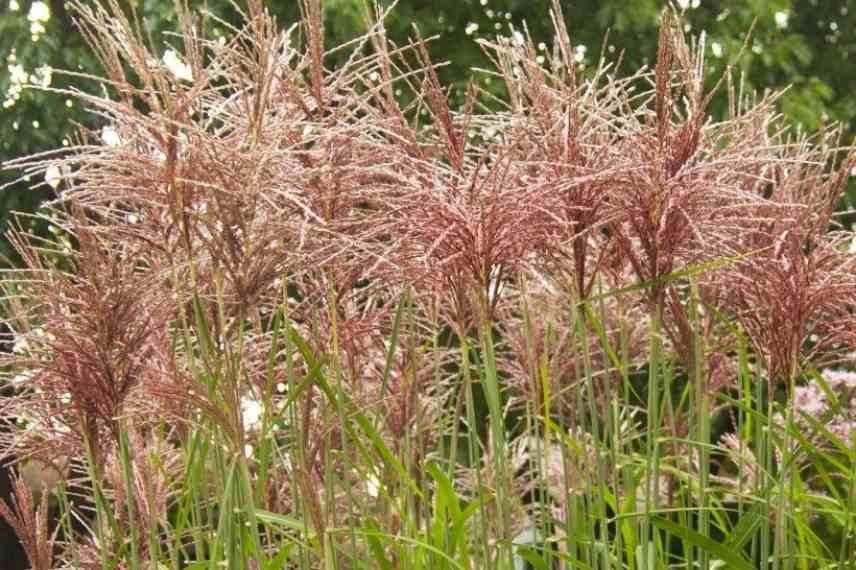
[1,1,854,569]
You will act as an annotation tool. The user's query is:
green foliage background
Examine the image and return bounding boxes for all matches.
[1,0,854,263]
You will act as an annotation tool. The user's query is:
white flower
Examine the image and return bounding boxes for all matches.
[711,41,723,58]
[465,22,479,36]
[45,164,62,189]
[9,0,20,12]
[774,11,789,29]
[829,421,855,442]
[8,63,28,84]
[366,473,380,497]
[33,327,54,341]
[822,369,856,390]
[241,397,263,432]
[793,385,827,416]
[163,49,193,82]
[101,125,121,147]
[30,21,46,40]
[27,1,50,23]
[35,65,52,87]
[573,44,587,63]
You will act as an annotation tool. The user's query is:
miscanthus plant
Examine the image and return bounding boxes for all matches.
[1,1,855,569]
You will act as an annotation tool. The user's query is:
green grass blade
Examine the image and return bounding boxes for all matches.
[652,516,755,570]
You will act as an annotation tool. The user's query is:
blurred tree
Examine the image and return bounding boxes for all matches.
[1,0,854,266]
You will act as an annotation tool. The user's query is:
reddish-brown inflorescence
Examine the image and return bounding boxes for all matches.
[0,0,854,565]
[0,471,56,570]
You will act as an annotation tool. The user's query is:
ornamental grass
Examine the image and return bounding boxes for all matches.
[1,1,854,569]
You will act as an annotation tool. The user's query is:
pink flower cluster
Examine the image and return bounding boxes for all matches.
[792,369,856,444]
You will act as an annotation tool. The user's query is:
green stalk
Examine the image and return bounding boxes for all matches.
[642,303,663,570]
[478,321,513,569]
[459,335,492,566]
[688,280,710,570]
[774,365,798,570]
[324,285,360,566]
[117,427,141,570]
[574,300,610,570]
[82,428,118,570]
[759,365,772,569]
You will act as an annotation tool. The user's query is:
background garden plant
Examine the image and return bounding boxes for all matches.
[0,1,854,569]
